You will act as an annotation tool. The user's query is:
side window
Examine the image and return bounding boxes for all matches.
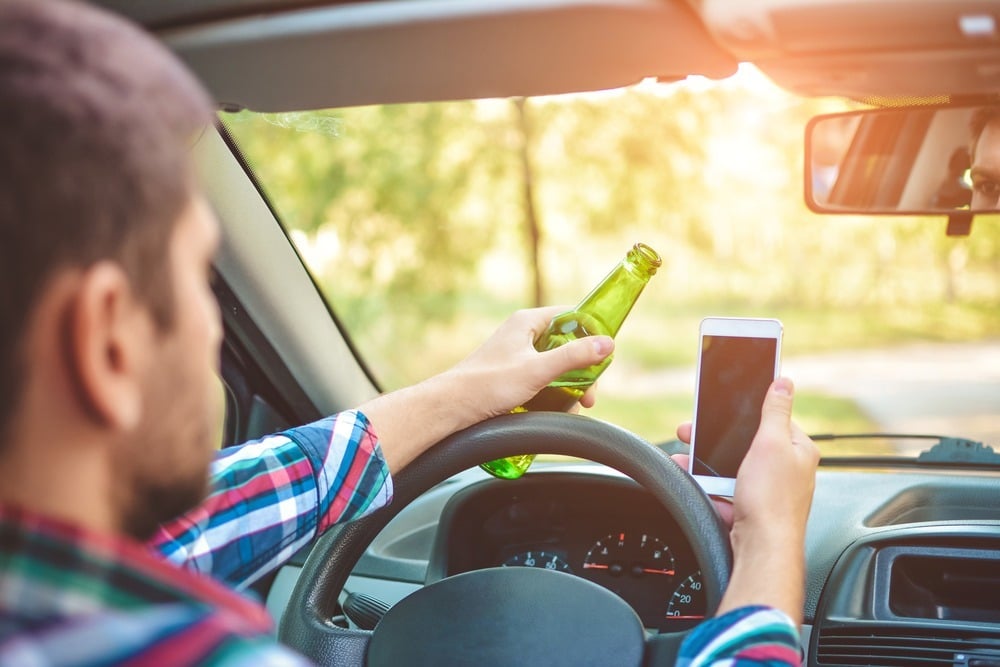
[212,273,299,448]
[219,349,292,447]
[219,371,239,448]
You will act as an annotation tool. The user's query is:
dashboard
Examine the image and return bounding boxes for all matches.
[425,474,707,632]
[268,463,1000,666]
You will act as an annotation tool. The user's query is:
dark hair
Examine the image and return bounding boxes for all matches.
[0,0,213,437]
[969,106,1000,160]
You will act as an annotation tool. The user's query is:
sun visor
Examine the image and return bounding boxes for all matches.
[158,0,739,112]
[690,0,1000,98]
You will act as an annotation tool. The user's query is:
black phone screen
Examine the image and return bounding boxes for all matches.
[692,335,777,478]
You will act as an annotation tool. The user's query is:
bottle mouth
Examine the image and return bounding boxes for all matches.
[632,243,663,271]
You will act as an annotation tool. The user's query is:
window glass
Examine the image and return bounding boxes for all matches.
[223,66,1000,457]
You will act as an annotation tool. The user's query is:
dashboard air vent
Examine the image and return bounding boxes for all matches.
[816,625,1000,666]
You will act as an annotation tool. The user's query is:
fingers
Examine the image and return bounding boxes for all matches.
[753,377,794,447]
[752,379,820,467]
[578,383,599,409]
[712,496,735,526]
[537,335,613,381]
[470,307,612,416]
[733,379,818,540]
[763,376,794,418]
[791,420,821,464]
[510,306,572,341]
[507,306,613,388]
[675,422,692,444]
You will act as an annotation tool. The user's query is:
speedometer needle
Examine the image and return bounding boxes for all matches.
[583,564,675,576]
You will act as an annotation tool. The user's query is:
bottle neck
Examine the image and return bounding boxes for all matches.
[575,245,659,336]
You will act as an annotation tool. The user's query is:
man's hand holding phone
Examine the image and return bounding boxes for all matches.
[674,317,819,631]
[730,378,819,545]
[721,377,819,625]
[673,378,820,625]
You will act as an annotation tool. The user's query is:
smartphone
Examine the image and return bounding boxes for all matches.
[688,317,783,497]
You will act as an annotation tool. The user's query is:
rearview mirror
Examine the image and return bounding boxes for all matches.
[805,104,1000,220]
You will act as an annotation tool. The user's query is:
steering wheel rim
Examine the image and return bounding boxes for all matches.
[278,411,732,666]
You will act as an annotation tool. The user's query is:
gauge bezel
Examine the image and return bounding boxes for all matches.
[429,473,709,631]
[501,549,573,573]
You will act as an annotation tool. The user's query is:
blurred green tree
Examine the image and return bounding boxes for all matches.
[223,75,1000,388]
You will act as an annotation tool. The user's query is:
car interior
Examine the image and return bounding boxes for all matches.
[91,1,1000,665]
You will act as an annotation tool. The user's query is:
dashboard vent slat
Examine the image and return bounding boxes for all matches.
[816,625,1000,667]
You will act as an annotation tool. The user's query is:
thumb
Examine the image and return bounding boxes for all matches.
[537,336,614,380]
[756,377,795,440]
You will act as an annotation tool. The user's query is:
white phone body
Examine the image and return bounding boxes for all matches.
[688,317,783,497]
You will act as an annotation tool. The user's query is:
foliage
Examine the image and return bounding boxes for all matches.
[585,390,879,457]
[222,68,1000,443]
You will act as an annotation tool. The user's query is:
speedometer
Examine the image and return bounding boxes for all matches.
[666,571,707,620]
[502,551,572,573]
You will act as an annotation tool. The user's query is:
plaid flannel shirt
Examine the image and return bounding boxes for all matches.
[0,408,799,666]
[0,410,390,665]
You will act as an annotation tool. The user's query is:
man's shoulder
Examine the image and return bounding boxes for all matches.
[0,604,310,666]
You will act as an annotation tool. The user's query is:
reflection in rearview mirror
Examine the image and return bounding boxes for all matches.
[806,105,1000,215]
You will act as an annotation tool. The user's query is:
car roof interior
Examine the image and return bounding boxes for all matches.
[93,0,1000,111]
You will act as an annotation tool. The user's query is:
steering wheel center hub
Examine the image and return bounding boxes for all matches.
[367,566,644,666]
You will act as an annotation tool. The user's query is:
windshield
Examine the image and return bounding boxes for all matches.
[222,65,1000,460]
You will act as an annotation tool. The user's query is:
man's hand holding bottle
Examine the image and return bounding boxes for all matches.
[359,305,614,474]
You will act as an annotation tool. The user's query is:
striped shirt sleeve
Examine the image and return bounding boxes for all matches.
[149,410,393,589]
[0,605,312,666]
[676,606,802,667]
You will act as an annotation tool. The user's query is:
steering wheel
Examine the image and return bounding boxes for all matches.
[279,411,732,666]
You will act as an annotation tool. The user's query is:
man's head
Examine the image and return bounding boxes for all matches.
[0,0,222,539]
[968,106,1000,210]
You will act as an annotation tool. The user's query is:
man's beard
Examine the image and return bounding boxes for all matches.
[105,230,228,541]
[117,358,220,541]
[121,464,211,541]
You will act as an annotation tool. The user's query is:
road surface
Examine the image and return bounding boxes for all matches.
[602,341,1000,452]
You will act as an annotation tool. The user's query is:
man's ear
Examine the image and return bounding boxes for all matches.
[66,262,152,432]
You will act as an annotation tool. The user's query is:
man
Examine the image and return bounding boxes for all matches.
[969,106,1000,211]
[0,1,819,665]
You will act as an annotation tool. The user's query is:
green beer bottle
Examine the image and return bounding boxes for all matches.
[480,243,662,480]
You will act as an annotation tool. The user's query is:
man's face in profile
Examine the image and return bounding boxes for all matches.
[118,194,225,539]
[970,119,1000,211]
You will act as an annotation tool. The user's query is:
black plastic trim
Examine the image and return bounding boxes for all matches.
[213,271,318,436]
[873,545,1000,623]
[215,120,383,392]
[810,525,1000,666]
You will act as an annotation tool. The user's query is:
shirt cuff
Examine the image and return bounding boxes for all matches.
[293,409,394,533]
[677,605,802,667]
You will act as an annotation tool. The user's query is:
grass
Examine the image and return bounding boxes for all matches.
[344,290,1000,389]
[792,392,878,436]
[536,390,888,462]
[584,393,694,445]
[343,291,994,461]
[616,301,1000,369]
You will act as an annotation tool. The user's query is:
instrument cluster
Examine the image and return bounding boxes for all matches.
[433,473,708,632]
